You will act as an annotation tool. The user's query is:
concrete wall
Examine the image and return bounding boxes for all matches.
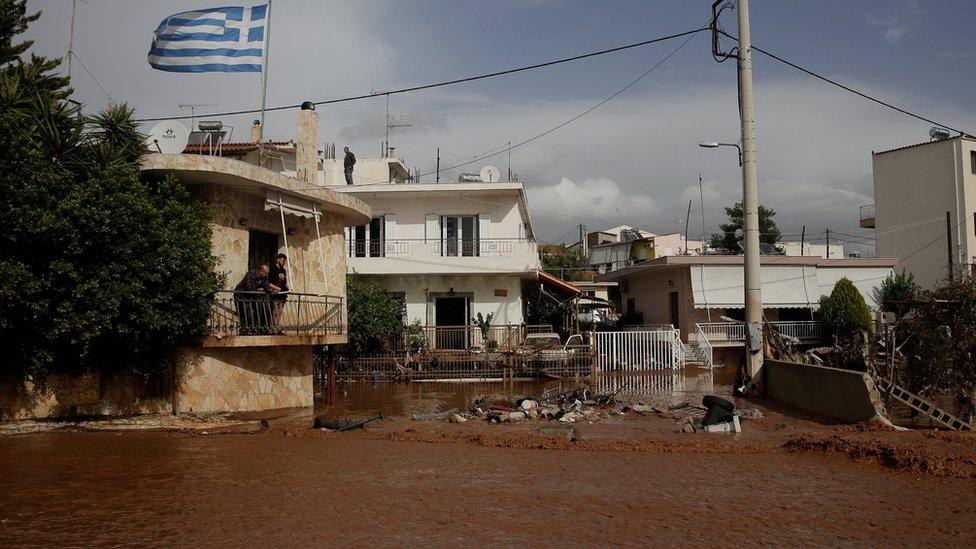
[872,137,975,288]
[765,360,887,423]
[781,242,844,259]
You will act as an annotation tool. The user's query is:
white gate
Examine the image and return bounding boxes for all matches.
[594,329,684,373]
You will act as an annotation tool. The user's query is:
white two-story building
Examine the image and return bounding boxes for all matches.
[338,177,540,334]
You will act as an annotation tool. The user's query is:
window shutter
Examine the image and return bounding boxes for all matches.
[384,214,396,255]
[425,214,439,242]
[478,214,491,256]
[344,227,351,257]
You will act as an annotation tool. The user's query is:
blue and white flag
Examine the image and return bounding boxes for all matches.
[148,4,267,73]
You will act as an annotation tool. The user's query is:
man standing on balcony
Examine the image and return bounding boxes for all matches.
[234,264,270,335]
[268,253,289,333]
[343,146,356,185]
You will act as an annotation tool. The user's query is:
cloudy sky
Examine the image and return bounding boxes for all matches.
[24,0,976,254]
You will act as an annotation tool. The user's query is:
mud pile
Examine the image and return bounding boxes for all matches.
[784,433,976,478]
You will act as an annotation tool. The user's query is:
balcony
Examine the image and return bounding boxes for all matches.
[859,204,875,229]
[205,290,345,347]
[695,321,822,347]
[347,238,540,275]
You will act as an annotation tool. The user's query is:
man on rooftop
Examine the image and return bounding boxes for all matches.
[343,146,356,185]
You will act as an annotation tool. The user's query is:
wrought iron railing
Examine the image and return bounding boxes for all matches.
[209,290,344,337]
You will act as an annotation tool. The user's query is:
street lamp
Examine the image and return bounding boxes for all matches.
[699,141,742,167]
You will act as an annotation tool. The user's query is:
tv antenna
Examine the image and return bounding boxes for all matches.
[178,103,219,129]
[384,95,411,157]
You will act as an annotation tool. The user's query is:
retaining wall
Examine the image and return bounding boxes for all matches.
[765,360,887,423]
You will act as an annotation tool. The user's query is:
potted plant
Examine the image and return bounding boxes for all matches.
[472,312,496,350]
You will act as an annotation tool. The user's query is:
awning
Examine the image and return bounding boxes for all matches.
[816,266,893,310]
[265,194,316,219]
[692,264,819,309]
[538,270,582,299]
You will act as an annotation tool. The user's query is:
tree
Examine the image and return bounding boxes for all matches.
[900,278,976,420]
[872,269,920,319]
[344,273,403,354]
[709,202,782,253]
[541,245,588,281]
[818,278,872,371]
[0,6,218,381]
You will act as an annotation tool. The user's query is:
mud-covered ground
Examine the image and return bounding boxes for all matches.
[2,370,975,546]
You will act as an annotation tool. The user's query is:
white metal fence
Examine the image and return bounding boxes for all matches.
[594,330,684,373]
[695,324,714,368]
[769,321,822,341]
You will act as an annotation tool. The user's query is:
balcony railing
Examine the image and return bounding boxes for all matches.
[347,238,530,258]
[769,321,822,341]
[394,324,554,352]
[695,321,822,343]
[859,204,875,228]
[209,290,344,337]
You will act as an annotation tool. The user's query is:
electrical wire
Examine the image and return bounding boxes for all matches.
[70,52,112,102]
[134,28,707,123]
[718,30,971,136]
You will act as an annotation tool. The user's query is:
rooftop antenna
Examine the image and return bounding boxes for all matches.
[66,0,78,78]
[179,103,219,130]
[385,95,410,157]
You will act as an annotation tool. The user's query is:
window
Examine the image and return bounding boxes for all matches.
[626,298,636,316]
[350,216,385,257]
[971,151,976,174]
[440,215,479,257]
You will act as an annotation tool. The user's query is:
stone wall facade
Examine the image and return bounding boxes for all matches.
[0,373,172,421]
[175,346,313,413]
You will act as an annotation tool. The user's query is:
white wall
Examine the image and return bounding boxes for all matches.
[363,274,526,325]
[872,138,966,288]
[781,242,845,259]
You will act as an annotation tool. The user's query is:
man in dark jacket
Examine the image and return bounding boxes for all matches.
[343,146,356,185]
[234,264,270,334]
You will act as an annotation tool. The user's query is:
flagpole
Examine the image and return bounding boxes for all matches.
[259,0,272,162]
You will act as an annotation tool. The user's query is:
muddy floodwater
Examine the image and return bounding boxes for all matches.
[2,366,975,546]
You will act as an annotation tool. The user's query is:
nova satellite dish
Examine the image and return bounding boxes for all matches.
[146,120,189,154]
[479,165,501,183]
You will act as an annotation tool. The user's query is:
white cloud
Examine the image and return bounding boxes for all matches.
[525,177,657,227]
[866,1,927,44]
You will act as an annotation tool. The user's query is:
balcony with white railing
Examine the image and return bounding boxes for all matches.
[693,321,822,347]
[859,204,875,229]
[346,238,540,275]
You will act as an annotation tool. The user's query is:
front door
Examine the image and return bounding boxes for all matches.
[669,291,679,329]
[435,296,469,349]
[248,230,279,271]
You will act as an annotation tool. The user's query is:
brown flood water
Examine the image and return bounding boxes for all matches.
[2,366,975,547]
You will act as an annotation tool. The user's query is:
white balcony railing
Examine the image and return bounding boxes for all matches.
[695,321,822,344]
[347,238,530,259]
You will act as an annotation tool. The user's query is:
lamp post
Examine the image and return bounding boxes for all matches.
[698,141,742,167]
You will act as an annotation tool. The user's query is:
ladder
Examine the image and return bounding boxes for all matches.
[874,377,973,431]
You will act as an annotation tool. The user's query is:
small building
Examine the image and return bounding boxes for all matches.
[865,133,976,288]
[587,230,704,273]
[596,255,898,365]
[780,241,845,259]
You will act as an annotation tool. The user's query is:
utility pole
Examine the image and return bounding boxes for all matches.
[736,0,764,382]
[684,200,692,254]
[508,141,512,181]
[698,173,707,253]
[579,223,588,260]
[800,225,806,256]
[436,148,440,183]
[66,0,77,79]
[946,210,954,281]
[825,228,830,259]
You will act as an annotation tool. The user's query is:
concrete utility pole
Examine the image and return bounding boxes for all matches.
[579,223,588,261]
[737,0,764,381]
[946,211,954,281]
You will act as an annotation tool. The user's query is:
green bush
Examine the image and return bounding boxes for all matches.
[820,278,872,337]
[345,273,403,354]
[0,5,219,381]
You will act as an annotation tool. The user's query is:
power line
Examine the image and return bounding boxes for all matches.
[70,52,112,102]
[719,30,970,135]
[133,28,706,123]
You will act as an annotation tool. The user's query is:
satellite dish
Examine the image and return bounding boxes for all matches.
[146,120,189,154]
[480,165,501,183]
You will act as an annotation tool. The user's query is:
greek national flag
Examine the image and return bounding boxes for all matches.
[148,5,267,73]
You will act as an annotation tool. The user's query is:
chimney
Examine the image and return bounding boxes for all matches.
[250,119,262,143]
[296,101,319,184]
